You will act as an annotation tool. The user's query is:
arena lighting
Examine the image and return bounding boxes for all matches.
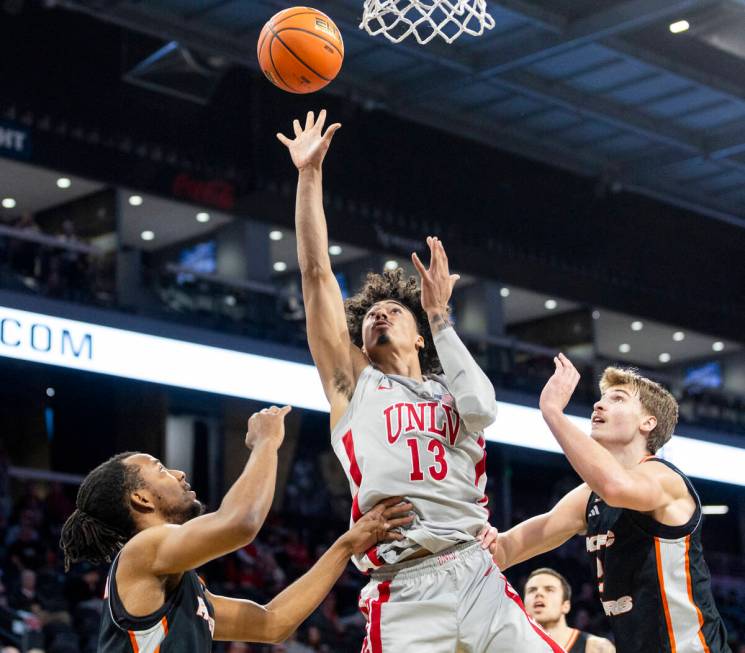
[713,341,725,352]
[1,198,16,209]
[128,195,144,206]
[673,331,685,342]
[669,19,690,34]
[140,230,155,241]
[631,320,643,331]
[329,245,343,256]
[273,261,288,272]
[196,212,210,223]
[701,505,729,515]
[659,352,671,363]
[618,343,631,353]
[269,230,283,241]
[1,305,744,486]
[544,299,557,310]
[500,287,510,298]
[384,260,398,271]
[56,178,72,189]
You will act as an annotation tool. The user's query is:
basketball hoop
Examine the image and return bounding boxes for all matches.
[360,0,495,44]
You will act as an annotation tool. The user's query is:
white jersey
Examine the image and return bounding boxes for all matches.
[331,365,489,572]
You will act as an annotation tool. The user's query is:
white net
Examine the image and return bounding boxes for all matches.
[360,0,495,44]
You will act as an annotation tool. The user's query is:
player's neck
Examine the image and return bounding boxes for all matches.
[605,438,650,469]
[541,618,573,646]
[374,352,423,382]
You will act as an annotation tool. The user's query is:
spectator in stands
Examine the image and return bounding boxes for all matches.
[9,569,38,612]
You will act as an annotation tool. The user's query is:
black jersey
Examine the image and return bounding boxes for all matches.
[585,457,730,653]
[565,628,590,652]
[98,553,215,652]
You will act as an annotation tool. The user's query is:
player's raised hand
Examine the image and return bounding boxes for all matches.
[276,109,341,171]
[539,353,581,416]
[341,497,415,555]
[411,236,460,317]
[245,405,292,450]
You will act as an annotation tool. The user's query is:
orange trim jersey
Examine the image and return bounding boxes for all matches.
[585,458,730,653]
[98,553,214,652]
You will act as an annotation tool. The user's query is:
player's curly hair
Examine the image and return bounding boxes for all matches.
[345,268,447,376]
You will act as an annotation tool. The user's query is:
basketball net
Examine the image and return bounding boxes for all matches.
[360,0,495,44]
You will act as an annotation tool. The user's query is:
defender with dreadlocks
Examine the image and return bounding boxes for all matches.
[278,111,562,653]
[60,406,413,652]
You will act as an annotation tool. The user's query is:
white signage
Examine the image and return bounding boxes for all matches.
[1,305,743,486]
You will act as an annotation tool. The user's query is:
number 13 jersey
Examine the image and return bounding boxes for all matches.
[331,365,489,572]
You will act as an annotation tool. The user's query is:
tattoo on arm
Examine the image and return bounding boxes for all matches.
[428,312,451,334]
[333,368,354,400]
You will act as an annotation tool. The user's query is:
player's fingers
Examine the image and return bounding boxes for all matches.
[276,132,291,146]
[293,119,302,137]
[386,515,414,529]
[380,496,406,507]
[450,274,460,289]
[411,252,429,279]
[279,405,292,416]
[383,500,414,515]
[305,110,314,131]
[316,109,327,132]
[382,532,405,542]
[322,123,342,143]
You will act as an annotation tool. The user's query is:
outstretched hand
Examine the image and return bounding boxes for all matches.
[276,109,341,171]
[341,497,415,556]
[411,236,460,317]
[539,353,580,416]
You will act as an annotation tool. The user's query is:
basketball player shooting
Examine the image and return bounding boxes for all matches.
[60,406,412,652]
[277,110,563,652]
[488,355,731,653]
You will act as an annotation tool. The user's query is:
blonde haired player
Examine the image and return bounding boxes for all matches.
[524,568,614,653]
[491,355,730,653]
[277,110,564,652]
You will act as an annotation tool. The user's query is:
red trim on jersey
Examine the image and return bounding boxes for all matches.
[654,537,678,653]
[474,436,487,487]
[343,430,362,486]
[369,581,391,653]
[503,578,565,653]
[352,494,363,522]
[685,536,712,653]
[366,546,383,567]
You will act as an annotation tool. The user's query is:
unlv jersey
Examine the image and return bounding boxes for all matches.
[331,365,489,572]
[585,458,730,653]
[98,553,215,652]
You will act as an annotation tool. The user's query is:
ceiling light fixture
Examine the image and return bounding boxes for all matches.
[712,341,725,352]
[544,299,558,310]
[669,19,690,34]
[592,310,600,320]
[329,245,343,256]
[384,260,399,271]
[269,230,283,241]
[273,261,287,272]
[619,343,631,354]
[140,230,155,241]
[631,320,643,331]
[56,177,72,189]
[673,331,685,342]
[129,195,143,206]
[196,212,210,223]
[659,352,671,363]
[2,198,16,209]
[500,287,510,298]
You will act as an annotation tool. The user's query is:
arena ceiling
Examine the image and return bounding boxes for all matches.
[59,0,745,229]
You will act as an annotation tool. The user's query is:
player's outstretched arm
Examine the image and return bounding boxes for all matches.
[125,407,290,577]
[277,111,367,421]
[412,236,498,432]
[208,498,414,643]
[540,354,684,511]
[490,484,590,570]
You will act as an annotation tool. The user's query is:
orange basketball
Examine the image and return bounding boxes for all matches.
[257,7,344,94]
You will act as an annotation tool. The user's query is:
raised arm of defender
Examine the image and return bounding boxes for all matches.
[277,111,367,424]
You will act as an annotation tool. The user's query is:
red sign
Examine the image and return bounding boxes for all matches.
[172,173,235,210]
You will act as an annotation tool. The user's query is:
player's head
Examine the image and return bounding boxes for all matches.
[345,268,445,375]
[524,568,572,628]
[60,452,203,570]
[592,367,678,455]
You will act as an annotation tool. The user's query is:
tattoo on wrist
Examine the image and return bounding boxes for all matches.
[428,312,451,334]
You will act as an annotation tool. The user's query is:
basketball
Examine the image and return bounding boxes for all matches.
[257,7,344,94]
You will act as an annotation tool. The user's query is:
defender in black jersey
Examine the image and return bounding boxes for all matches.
[524,568,615,653]
[491,356,731,653]
[60,406,412,652]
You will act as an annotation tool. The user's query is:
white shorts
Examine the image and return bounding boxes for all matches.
[358,541,565,653]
